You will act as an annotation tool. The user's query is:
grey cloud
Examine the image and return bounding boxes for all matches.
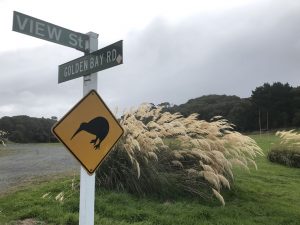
[0,45,83,118]
[103,0,300,108]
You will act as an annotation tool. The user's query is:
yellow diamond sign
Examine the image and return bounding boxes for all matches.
[52,90,124,174]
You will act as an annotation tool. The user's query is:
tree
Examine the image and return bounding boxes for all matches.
[251,82,293,130]
[0,116,58,143]
[291,87,300,126]
[51,116,58,121]
[157,102,172,108]
[227,98,256,131]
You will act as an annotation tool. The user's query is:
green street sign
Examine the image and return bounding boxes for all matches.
[12,11,89,52]
[58,40,123,83]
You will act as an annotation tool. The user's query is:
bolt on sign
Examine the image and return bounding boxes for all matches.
[12,11,89,52]
[52,90,124,174]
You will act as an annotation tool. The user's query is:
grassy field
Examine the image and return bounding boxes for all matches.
[0,133,300,225]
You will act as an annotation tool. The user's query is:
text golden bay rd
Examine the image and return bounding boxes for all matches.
[58,40,123,83]
[63,48,120,77]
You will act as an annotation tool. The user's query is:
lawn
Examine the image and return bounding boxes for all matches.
[0,133,299,225]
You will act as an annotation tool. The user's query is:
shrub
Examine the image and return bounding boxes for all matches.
[0,130,8,146]
[268,130,300,168]
[96,104,263,205]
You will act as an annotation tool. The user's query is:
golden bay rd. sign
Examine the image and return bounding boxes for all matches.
[58,40,123,83]
[52,90,124,174]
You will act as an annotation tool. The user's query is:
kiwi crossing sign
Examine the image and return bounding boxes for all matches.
[58,40,123,83]
[12,11,89,52]
[52,90,124,174]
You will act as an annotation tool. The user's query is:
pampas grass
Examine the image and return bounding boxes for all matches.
[96,103,263,204]
[276,130,300,147]
[0,130,7,147]
[268,130,300,168]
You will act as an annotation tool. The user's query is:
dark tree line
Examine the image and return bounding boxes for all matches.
[0,115,58,143]
[163,82,300,132]
[1,82,299,143]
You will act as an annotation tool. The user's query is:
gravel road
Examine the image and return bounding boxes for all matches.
[0,143,80,193]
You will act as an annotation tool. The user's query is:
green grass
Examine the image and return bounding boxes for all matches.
[1,133,300,224]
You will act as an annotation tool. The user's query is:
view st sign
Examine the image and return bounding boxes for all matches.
[58,40,123,83]
[13,11,89,52]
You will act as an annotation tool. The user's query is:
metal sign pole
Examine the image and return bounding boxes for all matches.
[79,31,98,225]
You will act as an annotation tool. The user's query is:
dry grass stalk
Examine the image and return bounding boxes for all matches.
[212,188,225,206]
[41,176,78,203]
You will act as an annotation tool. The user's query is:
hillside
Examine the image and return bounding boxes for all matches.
[163,95,255,131]
[163,82,300,132]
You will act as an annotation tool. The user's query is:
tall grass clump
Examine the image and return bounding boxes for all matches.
[0,130,7,147]
[268,130,300,168]
[96,104,263,205]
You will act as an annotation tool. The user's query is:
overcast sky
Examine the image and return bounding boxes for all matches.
[1,0,300,118]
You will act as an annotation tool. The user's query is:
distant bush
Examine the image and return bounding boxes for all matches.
[268,130,300,168]
[268,147,300,168]
[96,104,263,205]
[0,116,57,143]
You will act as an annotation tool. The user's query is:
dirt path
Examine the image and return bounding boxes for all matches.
[0,143,79,194]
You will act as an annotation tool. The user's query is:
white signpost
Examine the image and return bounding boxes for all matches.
[12,11,123,225]
[80,32,98,225]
